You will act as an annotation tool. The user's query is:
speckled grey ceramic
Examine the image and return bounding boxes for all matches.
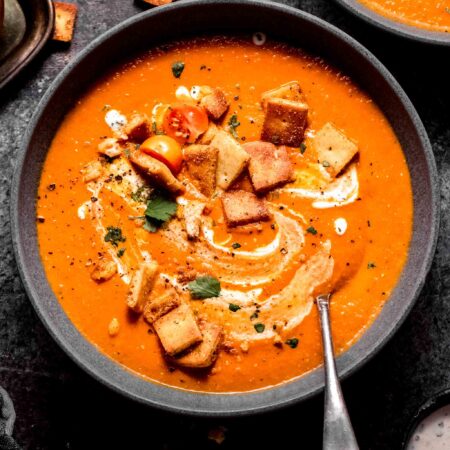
[333,0,450,46]
[10,0,439,416]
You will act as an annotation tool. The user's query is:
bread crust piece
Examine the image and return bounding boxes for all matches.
[82,160,102,183]
[199,122,219,145]
[126,261,159,313]
[153,303,203,356]
[244,141,295,193]
[221,190,271,227]
[130,150,185,193]
[200,88,229,120]
[53,2,78,43]
[211,130,250,190]
[184,145,218,197]
[98,138,122,158]
[314,122,359,177]
[261,98,308,147]
[143,289,181,324]
[90,258,117,282]
[261,81,304,109]
[182,200,206,240]
[173,321,223,368]
[123,113,151,142]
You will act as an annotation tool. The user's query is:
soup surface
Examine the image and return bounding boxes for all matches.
[37,36,413,393]
[357,0,450,32]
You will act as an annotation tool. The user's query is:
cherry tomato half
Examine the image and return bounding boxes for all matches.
[163,104,209,144]
[140,135,183,175]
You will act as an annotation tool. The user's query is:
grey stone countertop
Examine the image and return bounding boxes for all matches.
[0,0,449,448]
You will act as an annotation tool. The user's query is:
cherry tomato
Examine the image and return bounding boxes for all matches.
[163,104,209,144]
[140,135,183,174]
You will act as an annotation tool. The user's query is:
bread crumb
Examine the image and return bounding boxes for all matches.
[108,318,120,336]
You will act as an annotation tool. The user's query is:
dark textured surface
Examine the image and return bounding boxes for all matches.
[0,0,449,449]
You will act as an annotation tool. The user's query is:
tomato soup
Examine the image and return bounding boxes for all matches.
[36,36,413,393]
[358,0,450,33]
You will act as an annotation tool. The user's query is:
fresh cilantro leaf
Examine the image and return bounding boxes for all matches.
[306,226,318,235]
[145,192,178,222]
[188,275,221,299]
[254,323,265,333]
[228,114,240,139]
[143,218,159,233]
[232,242,241,249]
[229,303,241,312]
[300,143,307,154]
[104,226,126,247]
[172,61,185,78]
[285,338,299,349]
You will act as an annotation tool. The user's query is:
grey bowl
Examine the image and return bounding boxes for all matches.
[333,0,450,46]
[10,0,439,416]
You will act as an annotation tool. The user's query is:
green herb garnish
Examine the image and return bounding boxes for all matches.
[300,143,307,154]
[285,338,299,349]
[117,248,126,257]
[367,262,376,269]
[228,114,241,139]
[188,275,221,299]
[171,61,185,78]
[254,323,265,333]
[229,303,241,312]
[232,242,241,249]
[250,311,259,320]
[104,226,126,247]
[306,226,318,235]
[322,161,331,168]
[131,185,152,203]
[144,191,178,232]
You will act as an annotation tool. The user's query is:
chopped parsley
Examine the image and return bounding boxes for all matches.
[188,275,221,299]
[254,323,265,333]
[131,185,152,203]
[306,226,318,235]
[367,262,376,269]
[300,143,307,154]
[229,303,241,312]
[104,226,126,247]
[117,248,126,257]
[232,242,241,249]
[144,191,178,232]
[285,338,299,349]
[228,114,241,139]
[171,61,185,78]
[250,311,259,320]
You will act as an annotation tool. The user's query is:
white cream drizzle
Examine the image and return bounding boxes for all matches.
[334,217,347,235]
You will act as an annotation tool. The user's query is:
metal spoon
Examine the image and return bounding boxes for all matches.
[316,293,359,450]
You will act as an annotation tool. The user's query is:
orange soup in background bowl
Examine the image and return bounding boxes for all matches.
[11,0,439,415]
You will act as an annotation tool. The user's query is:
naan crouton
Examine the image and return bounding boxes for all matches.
[221,190,271,227]
[201,88,229,120]
[91,258,117,282]
[314,122,359,177]
[130,150,185,194]
[261,98,308,147]
[53,2,77,43]
[127,261,159,313]
[182,200,206,240]
[174,321,222,368]
[184,145,218,197]
[261,81,304,109]
[244,141,294,193]
[123,113,151,142]
[211,130,250,190]
[82,160,102,183]
[98,138,122,158]
[154,303,203,356]
[143,289,181,324]
[199,122,220,145]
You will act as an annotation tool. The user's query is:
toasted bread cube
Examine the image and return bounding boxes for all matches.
[154,303,203,356]
[98,138,122,158]
[174,321,222,368]
[143,289,181,324]
[183,200,206,240]
[261,81,303,109]
[184,145,218,197]
[123,113,151,142]
[261,98,308,147]
[199,123,219,145]
[130,150,184,193]
[244,141,295,193]
[52,2,77,43]
[126,261,159,313]
[314,123,359,177]
[91,258,117,282]
[221,190,271,227]
[82,160,102,183]
[200,88,229,120]
[211,130,250,190]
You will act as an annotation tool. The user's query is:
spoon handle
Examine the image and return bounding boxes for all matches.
[317,294,359,450]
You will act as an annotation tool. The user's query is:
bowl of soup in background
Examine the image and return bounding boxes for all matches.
[11,0,439,415]
[333,0,450,46]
